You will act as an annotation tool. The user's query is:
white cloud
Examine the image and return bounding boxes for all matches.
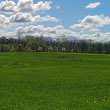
[10,13,58,23]
[15,25,79,39]
[0,14,10,25]
[41,15,59,22]
[0,0,52,14]
[0,0,110,42]
[71,15,110,32]
[6,25,110,42]
[1,24,110,42]
[0,0,16,14]
[0,29,16,38]
[55,5,60,9]
[86,2,101,9]
[0,12,59,27]
[10,12,34,23]
[17,0,52,13]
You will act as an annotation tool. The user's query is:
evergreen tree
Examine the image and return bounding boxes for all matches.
[74,43,79,53]
[87,41,92,53]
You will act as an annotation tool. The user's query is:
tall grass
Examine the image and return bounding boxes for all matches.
[0,52,110,110]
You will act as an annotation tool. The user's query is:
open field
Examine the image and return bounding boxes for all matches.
[0,52,110,110]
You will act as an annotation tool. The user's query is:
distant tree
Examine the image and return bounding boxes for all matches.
[27,47,31,52]
[71,49,74,53]
[16,44,24,52]
[74,43,79,53]
[54,47,58,52]
[0,44,2,52]
[61,38,69,51]
[79,40,88,53]
[1,35,110,54]
[0,37,7,44]
[62,47,66,52]
[87,41,92,53]
[2,45,10,52]
[48,47,53,52]
[10,46,15,52]
[38,47,43,52]
[96,43,105,54]
[104,42,110,54]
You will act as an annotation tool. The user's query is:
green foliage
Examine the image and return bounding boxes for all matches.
[48,47,53,52]
[88,41,92,53]
[27,47,31,52]
[0,36,110,54]
[24,46,31,52]
[38,47,43,52]
[74,43,79,52]
[10,46,15,52]
[16,44,24,52]
[62,47,66,52]
[2,45,10,52]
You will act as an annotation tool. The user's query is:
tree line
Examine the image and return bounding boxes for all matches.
[0,36,110,54]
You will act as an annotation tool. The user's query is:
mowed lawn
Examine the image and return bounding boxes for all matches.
[0,52,110,110]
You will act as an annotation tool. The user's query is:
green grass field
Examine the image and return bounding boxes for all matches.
[0,52,110,110]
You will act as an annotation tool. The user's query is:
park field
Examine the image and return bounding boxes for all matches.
[0,52,110,110]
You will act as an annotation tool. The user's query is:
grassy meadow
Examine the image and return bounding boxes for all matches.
[0,52,110,110]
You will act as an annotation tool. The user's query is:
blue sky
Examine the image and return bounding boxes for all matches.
[37,0,110,26]
[0,0,110,41]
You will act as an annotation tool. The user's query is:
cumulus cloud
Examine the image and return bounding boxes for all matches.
[10,12,34,23]
[71,15,110,32]
[0,0,52,14]
[0,0,110,42]
[17,0,52,13]
[0,12,59,27]
[86,2,101,9]
[0,0,16,14]
[1,25,108,42]
[41,15,59,22]
[0,14,10,25]
[15,25,79,39]
[1,23,110,42]
[0,29,17,38]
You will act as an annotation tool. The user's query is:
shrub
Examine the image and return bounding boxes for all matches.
[38,47,43,52]
[62,47,66,52]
